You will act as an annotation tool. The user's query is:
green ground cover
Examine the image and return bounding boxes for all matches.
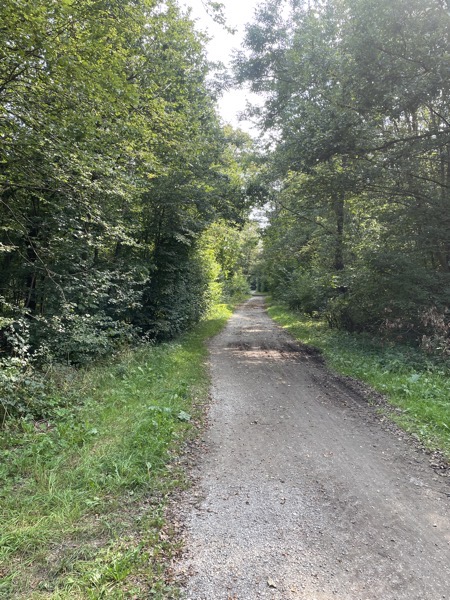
[268,302,450,458]
[0,303,235,599]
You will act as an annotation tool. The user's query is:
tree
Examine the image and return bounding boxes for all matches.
[236,0,450,342]
[0,0,254,379]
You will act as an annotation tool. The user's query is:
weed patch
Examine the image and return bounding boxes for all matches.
[0,303,234,599]
[268,302,450,458]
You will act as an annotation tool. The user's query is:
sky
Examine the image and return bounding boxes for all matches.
[182,0,263,133]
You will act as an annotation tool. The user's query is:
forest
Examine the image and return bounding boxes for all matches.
[0,0,260,422]
[0,0,449,418]
[239,0,450,353]
[1,0,450,597]
[2,0,450,423]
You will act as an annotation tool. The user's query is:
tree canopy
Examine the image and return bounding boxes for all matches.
[3,0,450,421]
[0,0,261,420]
[236,0,450,349]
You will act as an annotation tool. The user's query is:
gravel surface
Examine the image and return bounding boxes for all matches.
[175,296,450,599]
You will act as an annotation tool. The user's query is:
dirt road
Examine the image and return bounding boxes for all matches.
[176,296,450,599]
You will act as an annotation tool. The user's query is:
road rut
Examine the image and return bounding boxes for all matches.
[176,296,450,599]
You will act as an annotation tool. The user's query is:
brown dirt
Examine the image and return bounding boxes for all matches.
[175,296,450,599]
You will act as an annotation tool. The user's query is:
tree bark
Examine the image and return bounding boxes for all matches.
[333,190,345,271]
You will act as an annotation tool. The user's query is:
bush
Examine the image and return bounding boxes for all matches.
[324,255,450,341]
[282,269,333,315]
[0,317,49,421]
[420,307,450,357]
[38,311,138,366]
[137,238,214,340]
[223,270,250,301]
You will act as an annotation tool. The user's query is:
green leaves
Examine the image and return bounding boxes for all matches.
[0,0,260,421]
[237,0,450,343]
[177,410,191,422]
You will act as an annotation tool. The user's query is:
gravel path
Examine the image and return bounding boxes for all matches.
[176,296,450,599]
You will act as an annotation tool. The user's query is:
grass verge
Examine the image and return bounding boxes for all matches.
[267,301,450,459]
[0,302,235,599]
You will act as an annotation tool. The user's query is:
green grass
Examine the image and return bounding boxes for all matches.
[0,302,235,599]
[267,301,450,458]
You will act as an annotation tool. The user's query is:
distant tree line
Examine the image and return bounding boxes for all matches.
[236,0,450,354]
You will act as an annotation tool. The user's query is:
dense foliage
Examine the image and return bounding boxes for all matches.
[0,0,257,420]
[236,0,450,352]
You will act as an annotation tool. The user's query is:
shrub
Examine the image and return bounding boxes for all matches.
[223,270,250,301]
[421,307,450,357]
[281,269,333,315]
[0,317,49,421]
[38,311,138,366]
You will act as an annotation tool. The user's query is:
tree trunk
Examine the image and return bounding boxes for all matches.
[333,190,345,271]
[24,224,39,314]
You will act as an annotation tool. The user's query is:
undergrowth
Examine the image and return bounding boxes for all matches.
[267,302,450,458]
[0,302,235,599]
